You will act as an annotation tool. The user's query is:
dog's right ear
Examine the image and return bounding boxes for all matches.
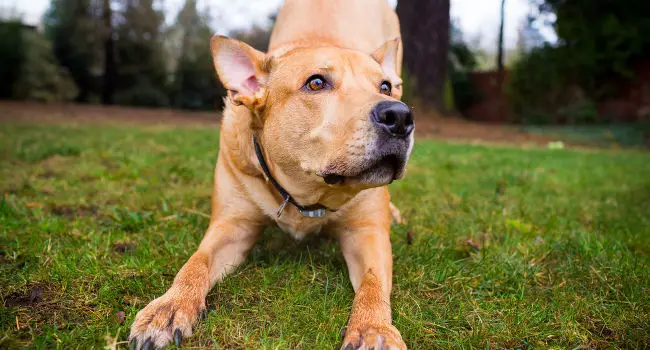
[211,35,268,108]
[372,38,403,99]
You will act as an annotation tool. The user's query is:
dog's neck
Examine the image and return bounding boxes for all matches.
[252,134,332,218]
[219,101,363,218]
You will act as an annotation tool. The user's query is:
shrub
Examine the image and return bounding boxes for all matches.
[114,81,169,107]
[507,45,577,123]
[0,21,26,98]
[13,29,78,102]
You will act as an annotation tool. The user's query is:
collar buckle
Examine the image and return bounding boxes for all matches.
[276,195,290,218]
[298,208,327,218]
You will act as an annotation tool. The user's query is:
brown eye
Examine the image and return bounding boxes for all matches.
[380,81,392,96]
[306,75,326,91]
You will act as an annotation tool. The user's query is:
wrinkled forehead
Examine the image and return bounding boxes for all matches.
[269,46,384,82]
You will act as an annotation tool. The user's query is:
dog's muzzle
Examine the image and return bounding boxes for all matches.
[320,101,414,186]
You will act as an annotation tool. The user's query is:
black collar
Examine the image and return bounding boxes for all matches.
[252,135,331,218]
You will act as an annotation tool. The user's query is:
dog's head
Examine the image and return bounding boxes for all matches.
[211,36,414,196]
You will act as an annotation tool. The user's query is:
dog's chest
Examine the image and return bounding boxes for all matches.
[275,207,328,240]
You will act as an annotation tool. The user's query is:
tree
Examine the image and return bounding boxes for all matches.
[497,0,506,73]
[168,0,224,110]
[13,28,78,102]
[0,21,26,98]
[113,0,169,107]
[44,0,103,102]
[101,0,115,104]
[532,0,650,97]
[508,0,650,123]
[396,0,451,112]
[496,0,507,119]
[449,20,480,112]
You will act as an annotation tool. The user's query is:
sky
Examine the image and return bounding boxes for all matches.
[3,0,555,51]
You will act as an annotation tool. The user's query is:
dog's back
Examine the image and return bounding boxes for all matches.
[269,0,401,55]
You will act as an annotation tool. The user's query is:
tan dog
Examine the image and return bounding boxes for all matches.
[128,0,414,349]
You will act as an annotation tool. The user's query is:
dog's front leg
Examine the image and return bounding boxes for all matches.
[129,218,262,350]
[338,227,407,350]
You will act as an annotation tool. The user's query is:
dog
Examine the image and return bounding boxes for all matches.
[128,0,413,348]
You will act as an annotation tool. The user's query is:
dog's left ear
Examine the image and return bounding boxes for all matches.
[372,38,403,93]
[211,35,269,108]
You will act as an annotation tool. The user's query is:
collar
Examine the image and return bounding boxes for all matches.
[252,135,332,218]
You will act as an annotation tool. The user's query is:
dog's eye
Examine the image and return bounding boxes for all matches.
[306,75,326,91]
[380,81,392,96]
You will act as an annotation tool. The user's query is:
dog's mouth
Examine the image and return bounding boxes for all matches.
[320,154,406,186]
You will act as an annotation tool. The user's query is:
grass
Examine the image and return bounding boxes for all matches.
[522,123,650,148]
[1,121,649,349]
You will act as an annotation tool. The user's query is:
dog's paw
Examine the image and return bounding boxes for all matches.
[128,291,205,350]
[340,323,406,350]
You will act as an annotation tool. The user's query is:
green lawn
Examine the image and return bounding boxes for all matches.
[1,122,649,349]
[522,123,650,148]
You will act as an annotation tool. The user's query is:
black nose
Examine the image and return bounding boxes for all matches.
[371,101,414,138]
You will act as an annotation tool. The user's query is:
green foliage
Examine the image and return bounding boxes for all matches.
[508,45,570,123]
[542,0,650,96]
[114,80,169,107]
[168,0,225,110]
[43,0,170,107]
[557,100,599,124]
[113,0,168,107]
[0,21,77,102]
[13,30,78,102]
[509,0,650,123]
[449,20,480,112]
[449,69,478,112]
[172,54,223,110]
[0,21,26,98]
[44,0,102,102]
[508,45,610,124]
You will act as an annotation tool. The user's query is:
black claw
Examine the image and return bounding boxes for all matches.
[339,326,348,340]
[173,329,183,347]
[142,338,153,350]
[129,339,137,350]
[344,343,355,350]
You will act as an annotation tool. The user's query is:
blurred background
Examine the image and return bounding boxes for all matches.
[0,0,649,147]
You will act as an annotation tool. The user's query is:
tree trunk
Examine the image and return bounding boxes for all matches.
[102,0,115,105]
[497,0,506,120]
[396,0,450,112]
[497,0,506,73]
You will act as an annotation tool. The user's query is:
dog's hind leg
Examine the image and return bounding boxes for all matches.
[128,216,263,350]
[388,201,404,225]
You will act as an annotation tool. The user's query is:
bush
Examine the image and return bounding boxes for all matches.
[13,29,78,102]
[0,21,26,98]
[448,27,481,113]
[508,0,650,124]
[507,45,574,123]
[114,81,169,107]
[558,100,600,124]
[450,69,481,112]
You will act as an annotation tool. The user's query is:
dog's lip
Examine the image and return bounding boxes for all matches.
[323,174,346,185]
[319,154,405,185]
